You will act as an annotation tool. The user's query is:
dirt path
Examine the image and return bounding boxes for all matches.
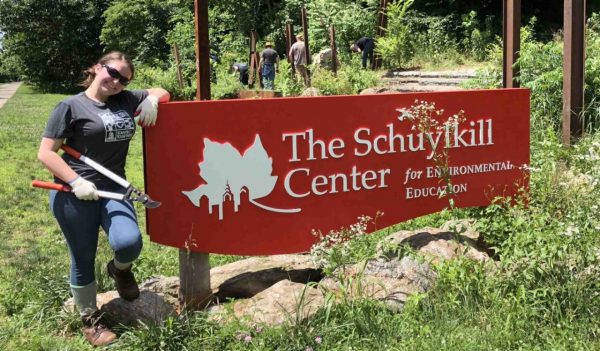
[0,82,22,110]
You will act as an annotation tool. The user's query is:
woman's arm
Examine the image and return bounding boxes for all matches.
[146,88,170,103]
[37,137,78,183]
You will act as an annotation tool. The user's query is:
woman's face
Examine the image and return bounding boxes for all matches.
[93,60,132,96]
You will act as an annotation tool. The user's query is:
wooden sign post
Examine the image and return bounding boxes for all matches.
[184,0,211,310]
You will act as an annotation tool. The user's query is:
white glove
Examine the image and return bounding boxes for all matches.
[135,95,159,127]
[69,177,99,201]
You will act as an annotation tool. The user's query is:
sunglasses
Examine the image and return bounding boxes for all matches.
[102,64,130,86]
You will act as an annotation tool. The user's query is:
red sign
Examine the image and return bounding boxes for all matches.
[144,89,529,255]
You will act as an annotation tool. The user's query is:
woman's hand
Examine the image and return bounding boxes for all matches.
[136,95,159,127]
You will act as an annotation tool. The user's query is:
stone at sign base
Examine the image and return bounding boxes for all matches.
[61,220,492,327]
[238,90,282,99]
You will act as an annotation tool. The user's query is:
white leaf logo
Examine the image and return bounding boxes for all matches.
[182,134,300,220]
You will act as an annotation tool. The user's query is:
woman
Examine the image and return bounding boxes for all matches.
[37,51,170,346]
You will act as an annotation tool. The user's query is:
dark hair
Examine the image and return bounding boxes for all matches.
[80,51,135,88]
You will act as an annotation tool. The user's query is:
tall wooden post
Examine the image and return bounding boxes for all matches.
[248,31,261,88]
[172,44,184,90]
[562,0,586,144]
[286,22,296,74]
[502,0,521,88]
[329,25,338,76]
[374,0,389,69]
[194,0,211,100]
[183,0,212,311]
[301,7,311,65]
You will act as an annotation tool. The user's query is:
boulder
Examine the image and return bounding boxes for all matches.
[63,223,490,327]
[359,87,402,95]
[378,225,489,264]
[210,254,323,300]
[320,256,435,311]
[64,290,177,327]
[208,280,325,326]
[301,87,320,96]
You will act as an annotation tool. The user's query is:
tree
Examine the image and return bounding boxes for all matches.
[0,0,110,92]
[100,0,186,66]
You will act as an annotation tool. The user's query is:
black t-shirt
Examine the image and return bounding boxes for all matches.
[43,90,148,187]
[355,37,375,51]
[261,48,278,64]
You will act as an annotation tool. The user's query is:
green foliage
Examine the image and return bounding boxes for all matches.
[211,66,244,100]
[0,0,110,92]
[375,0,415,68]
[0,49,22,83]
[274,61,304,97]
[100,0,187,66]
[379,6,496,69]
[467,16,600,138]
[306,0,378,60]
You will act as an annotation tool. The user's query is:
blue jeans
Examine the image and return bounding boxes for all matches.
[262,64,275,90]
[50,186,142,286]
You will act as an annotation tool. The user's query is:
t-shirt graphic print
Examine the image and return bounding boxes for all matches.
[100,110,135,142]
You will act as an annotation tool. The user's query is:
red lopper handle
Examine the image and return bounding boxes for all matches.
[31,180,71,192]
[60,145,82,159]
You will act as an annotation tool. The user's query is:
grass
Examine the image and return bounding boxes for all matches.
[0,85,599,350]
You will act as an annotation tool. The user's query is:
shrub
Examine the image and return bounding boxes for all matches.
[100,0,186,66]
[0,0,109,92]
[376,0,415,68]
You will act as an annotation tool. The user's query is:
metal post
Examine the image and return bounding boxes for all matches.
[329,25,338,76]
[183,0,212,311]
[562,0,586,144]
[502,0,521,88]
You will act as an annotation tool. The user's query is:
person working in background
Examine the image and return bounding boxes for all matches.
[351,37,375,69]
[259,42,279,90]
[289,33,310,86]
[231,62,249,86]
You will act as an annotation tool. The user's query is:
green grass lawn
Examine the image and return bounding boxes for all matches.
[1,86,599,350]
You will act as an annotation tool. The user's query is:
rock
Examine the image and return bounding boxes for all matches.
[65,290,177,327]
[359,87,401,95]
[208,280,325,326]
[140,276,180,306]
[301,87,320,96]
[62,225,490,328]
[210,254,323,300]
[99,291,177,326]
[238,90,283,99]
[440,219,480,240]
[378,225,489,263]
[319,256,435,311]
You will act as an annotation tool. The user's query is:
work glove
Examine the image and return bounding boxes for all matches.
[69,177,99,201]
[135,95,159,127]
